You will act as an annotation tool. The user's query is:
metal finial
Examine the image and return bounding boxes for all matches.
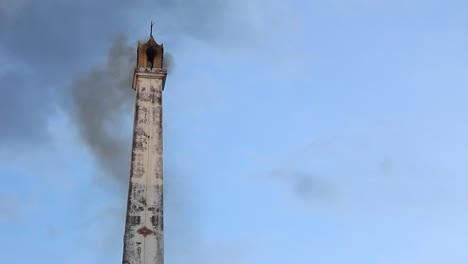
[150,20,155,36]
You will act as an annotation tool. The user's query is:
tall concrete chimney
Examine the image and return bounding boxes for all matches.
[122,31,167,264]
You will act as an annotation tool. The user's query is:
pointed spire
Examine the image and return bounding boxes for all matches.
[150,20,155,37]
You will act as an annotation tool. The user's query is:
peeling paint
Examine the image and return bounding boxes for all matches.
[123,67,167,264]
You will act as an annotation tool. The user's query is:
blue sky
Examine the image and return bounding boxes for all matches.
[1,0,468,263]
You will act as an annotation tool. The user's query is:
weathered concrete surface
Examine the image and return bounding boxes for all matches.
[123,67,167,264]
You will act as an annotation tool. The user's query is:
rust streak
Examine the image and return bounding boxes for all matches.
[137,226,153,237]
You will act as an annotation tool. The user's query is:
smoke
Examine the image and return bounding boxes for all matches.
[68,34,135,186]
[269,169,333,203]
[0,0,256,149]
[163,52,175,71]
[0,0,256,184]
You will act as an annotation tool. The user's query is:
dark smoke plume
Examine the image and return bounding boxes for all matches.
[69,35,134,186]
[0,0,254,151]
[68,35,174,186]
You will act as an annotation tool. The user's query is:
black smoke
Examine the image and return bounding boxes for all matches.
[68,35,134,186]
[0,0,254,153]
